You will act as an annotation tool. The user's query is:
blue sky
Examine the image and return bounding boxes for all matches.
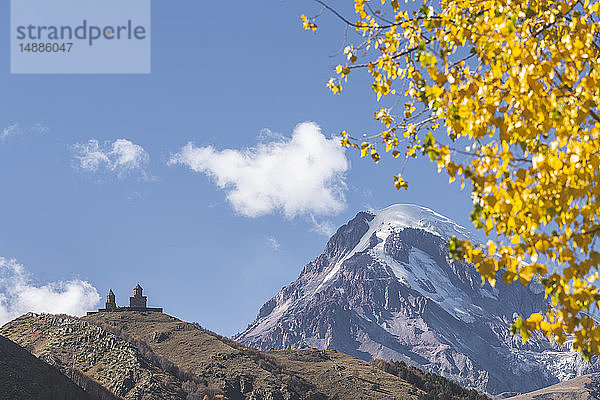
[0,0,473,336]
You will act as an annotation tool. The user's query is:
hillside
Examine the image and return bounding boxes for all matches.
[0,334,97,400]
[1,313,189,399]
[85,310,419,399]
[1,311,491,400]
[236,205,598,396]
[508,373,600,400]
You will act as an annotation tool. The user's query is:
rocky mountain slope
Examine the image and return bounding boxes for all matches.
[1,313,190,399]
[235,204,599,397]
[509,373,600,400]
[0,333,96,400]
[1,311,490,400]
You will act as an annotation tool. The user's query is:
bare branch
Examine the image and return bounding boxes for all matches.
[313,0,357,27]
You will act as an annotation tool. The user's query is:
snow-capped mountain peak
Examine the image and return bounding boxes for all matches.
[367,204,472,241]
[316,204,472,295]
[236,206,598,397]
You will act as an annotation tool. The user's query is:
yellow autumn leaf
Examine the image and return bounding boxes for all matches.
[303,0,600,357]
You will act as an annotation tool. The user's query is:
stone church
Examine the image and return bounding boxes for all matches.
[88,284,163,314]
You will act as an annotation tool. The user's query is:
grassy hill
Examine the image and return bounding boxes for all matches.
[0,334,98,400]
[508,373,600,400]
[0,311,492,400]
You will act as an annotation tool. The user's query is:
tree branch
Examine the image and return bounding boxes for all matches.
[313,0,357,27]
[312,0,442,30]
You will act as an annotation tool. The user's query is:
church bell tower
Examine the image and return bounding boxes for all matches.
[129,283,147,308]
[106,289,117,311]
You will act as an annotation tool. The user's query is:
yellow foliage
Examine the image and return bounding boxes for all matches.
[304,0,600,357]
[300,14,317,32]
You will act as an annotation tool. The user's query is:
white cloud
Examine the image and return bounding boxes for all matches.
[0,258,100,326]
[1,123,19,141]
[169,122,349,218]
[72,138,150,179]
[29,123,50,135]
[257,128,284,142]
[309,216,337,237]
[0,123,48,142]
[267,236,281,250]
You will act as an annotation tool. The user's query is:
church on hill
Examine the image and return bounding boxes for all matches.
[88,284,163,315]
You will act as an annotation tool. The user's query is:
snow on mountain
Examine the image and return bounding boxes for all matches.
[366,204,473,241]
[235,204,599,397]
[316,205,472,292]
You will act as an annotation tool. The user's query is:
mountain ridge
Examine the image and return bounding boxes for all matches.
[0,333,98,400]
[236,204,599,397]
[507,373,600,399]
[1,310,492,400]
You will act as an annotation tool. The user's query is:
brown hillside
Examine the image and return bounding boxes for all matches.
[508,373,600,400]
[0,334,95,400]
[1,313,191,399]
[1,311,491,400]
[86,311,418,399]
